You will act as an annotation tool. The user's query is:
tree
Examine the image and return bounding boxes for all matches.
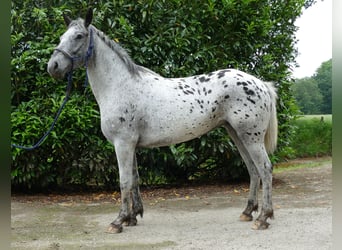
[314,59,332,114]
[11,0,313,190]
[292,77,323,114]
[292,59,332,114]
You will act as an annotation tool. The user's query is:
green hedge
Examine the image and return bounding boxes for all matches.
[289,116,332,158]
[11,0,309,190]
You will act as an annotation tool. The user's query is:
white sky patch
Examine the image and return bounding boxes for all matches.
[292,0,332,78]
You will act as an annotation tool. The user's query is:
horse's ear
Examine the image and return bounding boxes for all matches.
[63,13,72,26]
[84,8,93,27]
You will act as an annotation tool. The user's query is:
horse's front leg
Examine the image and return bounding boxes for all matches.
[107,140,140,233]
[124,154,144,226]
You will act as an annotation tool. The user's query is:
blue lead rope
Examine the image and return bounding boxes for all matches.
[12,28,94,151]
[11,72,73,150]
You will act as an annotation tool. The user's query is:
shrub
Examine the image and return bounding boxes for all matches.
[289,116,332,158]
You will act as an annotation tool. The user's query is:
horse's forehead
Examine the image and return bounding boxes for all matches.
[61,23,85,40]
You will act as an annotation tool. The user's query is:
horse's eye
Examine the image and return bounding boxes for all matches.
[76,34,83,40]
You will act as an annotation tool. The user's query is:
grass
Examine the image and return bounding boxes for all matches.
[288,114,332,158]
[298,114,332,123]
[273,157,331,173]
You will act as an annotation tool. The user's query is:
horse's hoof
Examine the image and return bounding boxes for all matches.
[106,224,123,233]
[239,213,253,221]
[252,220,270,230]
[123,218,137,227]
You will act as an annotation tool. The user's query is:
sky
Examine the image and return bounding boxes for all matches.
[292,0,332,78]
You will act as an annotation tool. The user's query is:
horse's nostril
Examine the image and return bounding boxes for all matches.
[54,62,59,70]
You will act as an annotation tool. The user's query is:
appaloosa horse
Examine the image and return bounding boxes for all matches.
[47,9,277,233]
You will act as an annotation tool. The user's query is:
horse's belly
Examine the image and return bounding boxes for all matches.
[136,115,223,148]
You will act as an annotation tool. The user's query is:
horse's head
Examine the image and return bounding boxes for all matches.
[47,8,93,79]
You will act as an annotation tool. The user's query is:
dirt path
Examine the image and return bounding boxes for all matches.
[11,159,332,249]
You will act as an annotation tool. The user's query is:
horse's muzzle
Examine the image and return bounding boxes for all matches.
[47,56,70,79]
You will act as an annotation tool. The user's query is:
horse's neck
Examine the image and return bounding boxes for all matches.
[87,32,132,102]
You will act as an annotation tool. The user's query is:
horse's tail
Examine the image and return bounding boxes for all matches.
[264,82,278,154]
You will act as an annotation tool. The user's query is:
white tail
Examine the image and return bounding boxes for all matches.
[264,82,278,154]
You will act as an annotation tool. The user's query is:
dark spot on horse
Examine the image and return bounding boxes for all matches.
[183,100,187,102]
[217,69,230,79]
[195,81,199,85]
[199,76,206,82]
[245,114,250,118]
[200,105,204,109]
[184,84,190,88]
[208,89,212,94]
[154,77,159,80]
[179,86,183,89]
[224,95,230,99]
[190,109,193,113]
[234,111,238,114]
[124,109,129,114]
[198,89,201,95]
[119,117,126,123]
[243,87,255,96]
[244,103,248,106]
[208,72,214,77]
[214,100,219,104]
[237,73,244,77]
[212,107,216,112]
[247,96,256,104]
[246,132,252,135]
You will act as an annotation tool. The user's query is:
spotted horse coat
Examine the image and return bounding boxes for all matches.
[47,8,278,233]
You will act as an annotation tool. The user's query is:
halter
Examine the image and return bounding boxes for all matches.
[54,27,95,84]
[12,28,95,150]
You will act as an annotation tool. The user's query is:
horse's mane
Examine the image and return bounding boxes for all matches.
[70,19,160,77]
[89,25,141,75]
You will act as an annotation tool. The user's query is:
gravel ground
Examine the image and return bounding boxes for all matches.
[11,159,332,250]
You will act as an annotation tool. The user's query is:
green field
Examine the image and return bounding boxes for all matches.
[298,114,332,123]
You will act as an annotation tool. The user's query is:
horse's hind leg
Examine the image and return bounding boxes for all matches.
[240,142,274,230]
[224,124,273,229]
[224,124,260,221]
[240,171,260,222]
